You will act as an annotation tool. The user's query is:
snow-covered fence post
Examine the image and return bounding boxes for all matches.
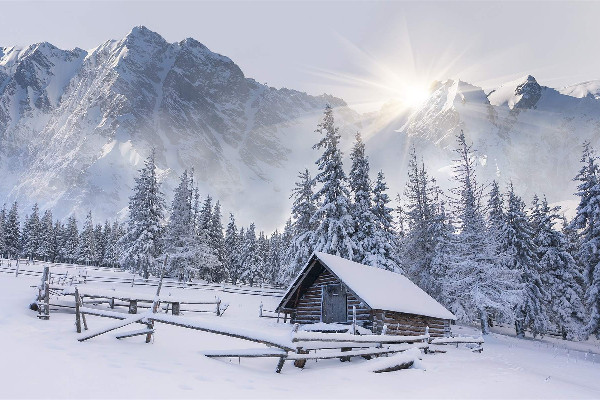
[382,324,388,335]
[131,275,135,287]
[259,302,263,318]
[216,297,221,316]
[146,255,168,344]
[14,258,19,277]
[352,305,357,335]
[75,287,82,333]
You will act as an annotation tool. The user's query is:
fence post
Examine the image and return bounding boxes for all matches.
[75,287,81,333]
[259,302,263,318]
[216,297,221,316]
[352,305,356,335]
[14,258,19,277]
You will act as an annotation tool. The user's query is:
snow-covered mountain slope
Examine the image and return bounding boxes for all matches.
[366,75,600,214]
[0,27,359,229]
[2,26,600,229]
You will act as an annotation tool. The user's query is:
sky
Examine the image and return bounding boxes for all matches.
[1,1,600,112]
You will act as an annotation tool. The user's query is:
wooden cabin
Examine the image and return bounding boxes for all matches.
[277,252,455,337]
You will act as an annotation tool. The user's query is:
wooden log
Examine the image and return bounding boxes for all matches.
[373,360,414,373]
[75,287,81,333]
[116,328,154,339]
[146,256,167,343]
[78,314,147,342]
[172,302,180,315]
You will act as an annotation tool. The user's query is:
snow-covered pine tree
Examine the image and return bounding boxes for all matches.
[349,131,377,264]
[77,212,96,266]
[120,150,166,278]
[570,141,600,338]
[401,147,443,292]
[503,186,548,338]
[51,220,64,263]
[194,195,220,282]
[38,210,54,261]
[0,206,6,258]
[63,216,79,264]
[103,221,123,268]
[487,180,504,232]
[311,105,356,260]
[370,171,402,272]
[4,202,20,259]
[532,196,586,339]
[256,231,269,285]
[209,201,226,282]
[287,169,317,281]
[164,170,202,281]
[241,223,260,286]
[21,204,41,261]
[224,214,242,284]
[395,194,406,239]
[441,131,520,334]
[266,230,284,285]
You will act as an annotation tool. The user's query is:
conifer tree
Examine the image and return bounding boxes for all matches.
[401,147,443,292]
[77,212,96,265]
[349,132,377,264]
[38,210,54,261]
[224,214,242,284]
[22,204,41,261]
[209,201,226,282]
[441,132,520,334]
[4,202,20,259]
[0,206,6,258]
[571,142,600,338]
[63,216,79,263]
[120,150,166,278]
[311,105,356,260]
[533,196,586,339]
[503,186,548,338]
[370,171,401,272]
[241,223,260,286]
[287,169,317,281]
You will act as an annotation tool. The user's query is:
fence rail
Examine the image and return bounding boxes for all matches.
[0,259,285,298]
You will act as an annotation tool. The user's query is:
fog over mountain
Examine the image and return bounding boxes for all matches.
[2,26,599,229]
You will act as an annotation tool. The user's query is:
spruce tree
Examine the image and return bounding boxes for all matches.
[287,169,317,281]
[164,170,198,280]
[311,105,356,260]
[4,202,20,259]
[571,142,600,338]
[241,223,260,286]
[349,131,377,264]
[370,171,401,272]
[209,201,226,282]
[63,216,79,264]
[504,186,548,338]
[224,214,242,284]
[77,212,96,265]
[533,196,586,339]
[38,210,54,261]
[441,132,520,334]
[22,204,41,260]
[401,147,443,292]
[120,150,166,278]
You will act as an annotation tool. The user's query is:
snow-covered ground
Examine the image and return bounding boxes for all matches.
[1,264,600,399]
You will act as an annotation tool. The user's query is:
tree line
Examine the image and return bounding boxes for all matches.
[0,105,599,340]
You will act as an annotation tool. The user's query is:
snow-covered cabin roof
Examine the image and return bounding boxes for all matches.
[278,252,456,321]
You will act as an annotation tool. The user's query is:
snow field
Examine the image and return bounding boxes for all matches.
[1,264,600,398]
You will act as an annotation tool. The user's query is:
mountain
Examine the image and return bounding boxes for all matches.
[0,26,360,229]
[365,74,600,215]
[2,26,600,229]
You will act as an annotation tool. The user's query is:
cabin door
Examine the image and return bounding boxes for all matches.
[322,284,347,323]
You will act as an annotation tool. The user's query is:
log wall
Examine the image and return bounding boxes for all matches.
[293,268,371,328]
[372,310,451,338]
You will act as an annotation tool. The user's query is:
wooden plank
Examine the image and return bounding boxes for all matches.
[203,348,287,358]
[78,314,147,342]
[116,328,154,339]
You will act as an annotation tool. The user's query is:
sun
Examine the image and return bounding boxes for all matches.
[400,83,431,109]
